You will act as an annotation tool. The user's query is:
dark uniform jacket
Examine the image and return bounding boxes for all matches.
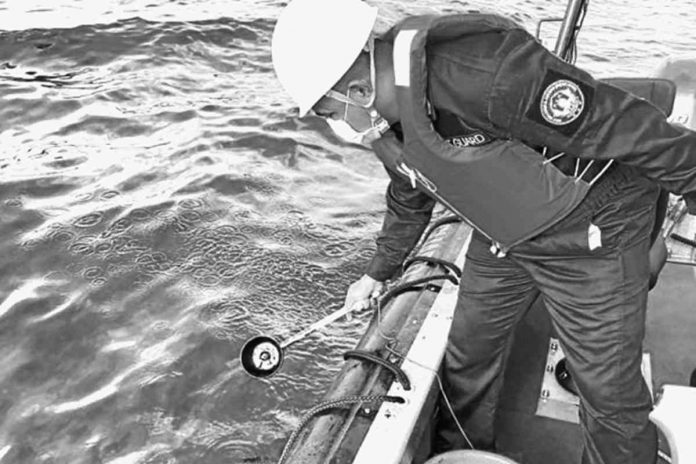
[366,15,696,281]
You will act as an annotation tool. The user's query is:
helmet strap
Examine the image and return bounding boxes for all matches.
[365,35,377,108]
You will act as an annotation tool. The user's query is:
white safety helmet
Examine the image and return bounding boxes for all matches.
[271,0,378,117]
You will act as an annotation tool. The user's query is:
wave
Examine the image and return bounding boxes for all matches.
[0,17,274,70]
[0,15,287,149]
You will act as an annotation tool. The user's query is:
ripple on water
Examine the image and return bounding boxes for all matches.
[44,152,89,169]
[73,211,104,228]
[94,241,113,254]
[128,208,153,222]
[180,209,202,223]
[136,252,172,273]
[99,190,121,200]
[169,216,196,234]
[197,299,252,339]
[53,115,152,138]
[68,241,95,256]
[101,217,133,238]
[82,266,105,280]
[48,227,76,244]
[321,240,354,258]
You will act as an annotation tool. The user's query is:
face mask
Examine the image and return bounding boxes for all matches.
[324,36,390,147]
[326,111,390,146]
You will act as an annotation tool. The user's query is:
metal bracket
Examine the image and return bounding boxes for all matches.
[536,338,653,424]
[535,17,564,41]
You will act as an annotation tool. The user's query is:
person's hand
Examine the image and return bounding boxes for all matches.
[343,274,384,313]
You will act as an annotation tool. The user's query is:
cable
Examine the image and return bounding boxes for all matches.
[563,0,589,64]
[379,274,458,305]
[419,215,462,245]
[403,255,462,278]
[276,395,404,464]
[374,273,458,343]
[383,344,474,450]
[376,248,474,450]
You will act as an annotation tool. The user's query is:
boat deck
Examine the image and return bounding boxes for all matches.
[495,262,696,464]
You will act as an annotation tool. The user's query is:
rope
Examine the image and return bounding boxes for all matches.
[276,395,404,464]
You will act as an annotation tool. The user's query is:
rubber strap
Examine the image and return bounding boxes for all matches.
[344,349,412,391]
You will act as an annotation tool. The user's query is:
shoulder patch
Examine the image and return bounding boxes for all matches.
[526,69,594,136]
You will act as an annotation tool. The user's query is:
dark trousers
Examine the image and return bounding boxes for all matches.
[434,172,660,464]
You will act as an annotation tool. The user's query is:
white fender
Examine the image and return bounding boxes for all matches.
[649,384,696,464]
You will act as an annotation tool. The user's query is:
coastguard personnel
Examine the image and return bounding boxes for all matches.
[271,1,696,463]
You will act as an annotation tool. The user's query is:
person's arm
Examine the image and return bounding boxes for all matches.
[365,165,436,281]
[343,164,435,311]
[485,29,696,212]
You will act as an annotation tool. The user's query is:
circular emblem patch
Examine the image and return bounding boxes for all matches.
[540,79,585,126]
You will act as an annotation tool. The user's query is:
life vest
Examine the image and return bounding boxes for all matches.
[372,14,593,251]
